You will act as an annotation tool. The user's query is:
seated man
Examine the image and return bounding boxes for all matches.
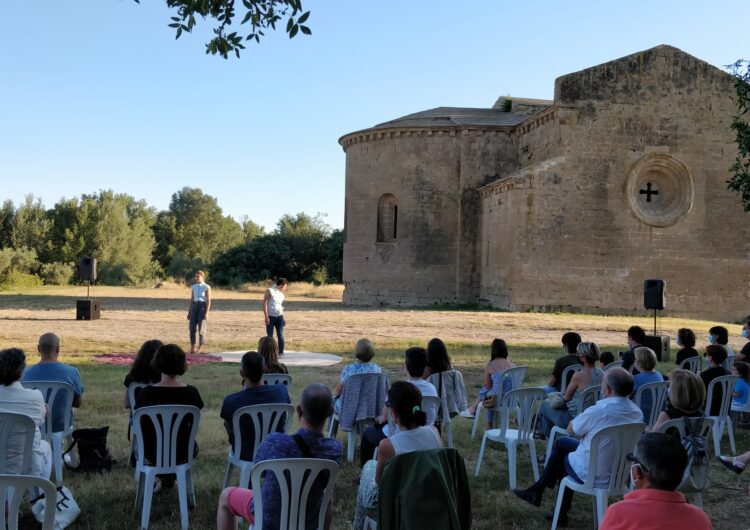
[543,332,582,393]
[220,351,291,461]
[22,332,84,432]
[600,432,712,530]
[700,345,730,416]
[620,325,646,372]
[216,384,343,530]
[513,368,643,526]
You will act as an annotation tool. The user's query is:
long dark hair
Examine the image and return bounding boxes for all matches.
[426,338,452,373]
[127,339,163,384]
[388,381,427,429]
[491,338,509,359]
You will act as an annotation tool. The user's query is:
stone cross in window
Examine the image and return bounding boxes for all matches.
[639,182,660,203]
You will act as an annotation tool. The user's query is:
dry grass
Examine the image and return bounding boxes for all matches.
[1,286,748,529]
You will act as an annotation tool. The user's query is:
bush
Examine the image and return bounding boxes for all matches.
[0,271,43,290]
[166,251,206,283]
[40,262,74,285]
[311,266,328,286]
[0,247,39,276]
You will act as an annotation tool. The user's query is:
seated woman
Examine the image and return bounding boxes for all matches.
[334,339,382,414]
[134,344,204,489]
[537,342,603,438]
[423,338,453,378]
[461,339,515,427]
[632,347,664,422]
[652,368,704,432]
[674,328,699,366]
[0,347,52,478]
[122,339,163,409]
[424,338,468,418]
[258,336,287,374]
[731,361,750,409]
[353,381,442,530]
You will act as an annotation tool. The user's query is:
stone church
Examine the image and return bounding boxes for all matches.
[339,45,748,321]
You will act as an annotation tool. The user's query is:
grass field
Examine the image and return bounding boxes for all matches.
[1,285,748,529]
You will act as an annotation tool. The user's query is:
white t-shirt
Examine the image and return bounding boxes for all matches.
[408,378,439,426]
[191,282,210,303]
[266,287,285,317]
[390,425,442,455]
[0,381,52,477]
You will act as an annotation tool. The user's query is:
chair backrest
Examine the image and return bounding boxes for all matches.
[132,405,201,471]
[251,458,339,530]
[0,412,35,474]
[723,355,736,371]
[0,474,57,530]
[679,356,701,374]
[655,416,714,438]
[504,366,528,391]
[498,387,546,441]
[128,382,148,409]
[263,373,293,391]
[21,381,75,436]
[576,385,602,416]
[581,422,645,492]
[230,403,295,461]
[338,372,389,431]
[603,361,623,371]
[561,364,582,391]
[633,381,670,428]
[654,416,715,492]
[427,370,468,414]
[705,375,739,418]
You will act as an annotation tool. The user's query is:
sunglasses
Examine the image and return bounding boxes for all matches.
[626,453,649,473]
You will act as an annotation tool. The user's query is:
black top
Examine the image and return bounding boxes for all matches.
[675,347,700,366]
[740,341,750,360]
[665,403,704,420]
[700,366,731,416]
[134,385,204,464]
[551,354,581,392]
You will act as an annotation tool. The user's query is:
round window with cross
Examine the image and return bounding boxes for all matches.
[626,153,694,227]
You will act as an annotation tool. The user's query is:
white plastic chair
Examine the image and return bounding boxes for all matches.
[654,417,715,507]
[223,403,295,488]
[0,474,57,530]
[128,382,148,409]
[679,356,701,374]
[560,364,583,391]
[475,387,546,488]
[550,422,645,530]
[22,381,75,485]
[602,361,623,371]
[0,412,35,474]
[471,366,528,438]
[250,458,340,530]
[633,381,669,429]
[132,405,201,530]
[262,373,293,392]
[544,385,602,464]
[723,355,736,372]
[705,375,739,456]
[428,370,468,448]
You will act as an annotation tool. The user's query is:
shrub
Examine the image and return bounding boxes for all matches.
[40,262,74,285]
[311,266,328,286]
[0,247,39,276]
[0,271,43,290]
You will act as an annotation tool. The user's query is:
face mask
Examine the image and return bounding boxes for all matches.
[743,329,748,339]
[707,335,716,345]
[675,337,682,347]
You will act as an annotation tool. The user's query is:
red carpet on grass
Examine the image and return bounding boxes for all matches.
[93,352,222,366]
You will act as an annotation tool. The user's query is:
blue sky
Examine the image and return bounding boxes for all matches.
[0,1,746,231]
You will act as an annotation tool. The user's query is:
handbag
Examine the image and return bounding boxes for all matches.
[482,392,497,409]
[64,426,114,473]
[31,486,81,530]
[546,392,567,410]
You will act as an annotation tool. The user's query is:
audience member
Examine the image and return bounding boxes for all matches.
[216,384,342,530]
[537,342,603,438]
[513,368,643,526]
[700,345,730,416]
[738,320,750,362]
[461,338,515,420]
[600,433,712,530]
[23,332,84,432]
[621,326,646,372]
[719,449,750,475]
[652,369,705,432]
[708,325,734,356]
[674,328,699,365]
[0,347,52,478]
[220,351,290,461]
[334,339,382,414]
[353,381,442,529]
[359,347,438,466]
[731,361,750,409]
[122,339,163,409]
[426,338,468,418]
[543,332,582,393]
[423,337,453,378]
[632,347,664,421]
[257,336,288,374]
[599,351,615,369]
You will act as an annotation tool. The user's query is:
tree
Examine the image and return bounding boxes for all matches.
[240,215,264,242]
[325,229,343,283]
[141,0,312,59]
[11,196,52,259]
[0,200,14,249]
[728,59,750,211]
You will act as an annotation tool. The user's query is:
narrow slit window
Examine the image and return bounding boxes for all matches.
[377,194,398,242]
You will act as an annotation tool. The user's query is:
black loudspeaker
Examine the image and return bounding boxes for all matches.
[643,334,670,362]
[78,257,97,283]
[76,299,101,321]
[643,279,665,310]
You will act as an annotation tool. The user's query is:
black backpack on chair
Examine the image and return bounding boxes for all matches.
[64,426,115,473]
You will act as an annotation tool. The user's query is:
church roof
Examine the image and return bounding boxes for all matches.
[370,104,549,130]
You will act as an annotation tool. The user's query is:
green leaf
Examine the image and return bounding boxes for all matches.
[298,11,310,24]
[300,25,311,35]
[289,24,298,38]
[286,17,294,32]
[176,27,183,39]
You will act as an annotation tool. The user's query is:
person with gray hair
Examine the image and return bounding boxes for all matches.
[333,338,382,414]
[0,348,52,478]
[600,433,711,529]
[514,368,643,526]
[216,383,343,530]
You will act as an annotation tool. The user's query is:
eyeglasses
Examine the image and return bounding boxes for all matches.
[384,400,391,408]
[626,453,649,473]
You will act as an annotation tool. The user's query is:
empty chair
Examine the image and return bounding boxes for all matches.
[705,375,739,456]
[223,403,295,488]
[0,412,35,475]
[471,366,528,438]
[544,385,602,464]
[262,373,293,391]
[132,405,201,530]
[0,474,57,530]
[250,458,340,530]
[679,357,701,374]
[21,381,75,485]
[633,381,670,429]
[560,364,583,392]
[475,387,546,489]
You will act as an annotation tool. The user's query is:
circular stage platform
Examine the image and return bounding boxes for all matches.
[218,350,342,367]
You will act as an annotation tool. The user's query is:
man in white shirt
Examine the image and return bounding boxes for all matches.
[187,270,211,353]
[513,368,643,526]
[263,278,288,354]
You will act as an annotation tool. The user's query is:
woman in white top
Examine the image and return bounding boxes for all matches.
[263,278,288,354]
[187,270,211,353]
[0,347,52,478]
[353,381,442,529]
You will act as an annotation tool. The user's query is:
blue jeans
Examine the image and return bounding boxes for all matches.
[189,302,207,347]
[266,315,285,354]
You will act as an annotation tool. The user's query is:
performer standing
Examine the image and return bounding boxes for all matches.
[263,278,288,355]
[187,270,211,353]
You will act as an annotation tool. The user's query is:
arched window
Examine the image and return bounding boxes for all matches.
[376,194,398,242]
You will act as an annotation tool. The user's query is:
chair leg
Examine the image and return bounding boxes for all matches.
[445,418,453,448]
[550,481,567,530]
[51,434,63,486]
[239,463,252,490]
[177,468,190,530]
[187,469,196,508]
[528,440,540,482]
[471,402,483,439]
[691,493,703,508]
[727,417,736,455]
[347,431,355,463]
[133,472,144,513]
[475,434,488,476]
[594,491,608,529]
[713,421,722,457]
[223,460,234,488]
[507,440,517,490]
[140,470,155,530]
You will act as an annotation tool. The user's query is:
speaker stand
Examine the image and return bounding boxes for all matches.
[653,309,657,335]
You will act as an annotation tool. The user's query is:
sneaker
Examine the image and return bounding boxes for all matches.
[459,410,475,419]
[719,456,745,475]
[512,487,542,507]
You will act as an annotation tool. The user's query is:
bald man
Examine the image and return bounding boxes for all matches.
[23,332,84,431]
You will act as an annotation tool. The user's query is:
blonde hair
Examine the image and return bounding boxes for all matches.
[258,336,284,373]
[354,338,375,362]
[634,347,657,371]
[576,342,600,365]
[669,369,705,413]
